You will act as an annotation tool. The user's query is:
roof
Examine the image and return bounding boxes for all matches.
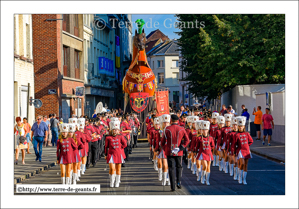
[146,29,158,39]
[145,38,162,53]
[146,29,169,43]
[147,40,179,56]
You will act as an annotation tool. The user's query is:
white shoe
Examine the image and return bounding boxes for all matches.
[212,155,216,166]
[77,172,80,181]
[72,173,77,185]
[243,171,247,185]
[187,158,191,169]
[162,172,167,186]
[166,172,170,185]
[216,156,219,166]
[110,174,116,187]
[192,163,197,175]
[154,161,158,171]
[66,177,71,185]
[205,172,210,185]
[158,168,162,181]
[230,164,234,176]
[197,169,201,182]
[201,171,206,184]
[78,170,81,177]
[233,167,238,180]
[115,175,120,187]
[61,177,65,184]
[238,170,243,184]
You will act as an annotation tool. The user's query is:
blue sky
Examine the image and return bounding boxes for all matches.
[131,14,180,40]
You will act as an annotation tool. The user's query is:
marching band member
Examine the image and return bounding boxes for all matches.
[105,120,127,188]
[116,113,126,168]
[120,114,132,163]
[194,120,203,181]
[57,123,78,185]
[216,116,225,170]
[150,117,160,171]
[222,114,233,173]
[94,118,104,160]
[228,117,239,178]
[179,113,187,127]
[210,112,219,166]
[195,121,215,185]
[77,118,88,175]
[185,116,193,169]
[234,117,253,184]
[84,119,99,168]
[190,116,199,174]
[68,118,77,181]
[146,112,154,145]
[68,123,82,185]
[147,114,156,161]
[132,113,140,148]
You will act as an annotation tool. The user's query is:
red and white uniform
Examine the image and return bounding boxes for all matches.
[84,124,97,143]
[146,120,154,134]
[195,135,215,161]
[105,134,127,164]
[189,129,197,152]
[218,126,231,150]
[234,132,253,159]
[133,117,140,129]
[178,119,185,127]
[83,132,91,155]
[209,123,218,145]
[94,124,104,141]
[72,137,83,163]
[75,131,87,157]
[120,121,131,140]
[227,130,238,155]
[57,137,78,164]
[149,128,159,148]
[154,129,166,159]
[161,123,190,157]
[185,128,192,149]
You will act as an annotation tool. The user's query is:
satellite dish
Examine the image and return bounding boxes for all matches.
[34,99,43,108]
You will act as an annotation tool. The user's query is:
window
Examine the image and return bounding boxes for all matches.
[75,50,80,79]
[74,14,79,37]
[63,46,69,76]
[173,72,179,84]
[62,14,69,32]
[172,60,179,68]
[158,60,164,68]
[173,91,180,104]
[158,73,164,84]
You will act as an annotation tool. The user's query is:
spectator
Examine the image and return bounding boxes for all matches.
[184,100,189,107]
[50,113,59,147]
[241,104,246,114]
[241,108,250,132]
[253,106,263,140]
[23,117,32,154]
[228,105,236,115]
[14,117,27,164]
[172,100,176,109]
[92,109,97,118]
[179,100,183,108]
[220,104,227,116]
[180,105,188,116]
[42,115,51,147]
[31,115,49,162]
[262,108,274,146]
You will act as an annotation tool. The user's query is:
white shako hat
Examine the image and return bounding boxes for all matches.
[68,118,77,125]
[212,112,219,119]
[110,117,119,122]
[195,120,202,130]
[161,114,170,123]
[154,117,160,125]
[237,117,246,126]
[186,116,193,123]
[224,113,233,122]
[68,124,76,133]
[192,116,199,123]
[109,121,120,130]
[231,117,238,125]
[217,116,225,124]
[202,121,210,130]
[60,123,69,132]
[77,118,85,129]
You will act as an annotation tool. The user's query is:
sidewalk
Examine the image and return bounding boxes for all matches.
[250,137,285,163]
[14,146,57,184]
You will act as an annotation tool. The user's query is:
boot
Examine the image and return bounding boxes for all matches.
[61,177,65,184]
[115,175,120,187]
[70,170,73,182]
[225,162,228,173]
[154,160,158,171]
[205,172,210,185]
[110,174,116,187]
[219,159,223,171]
[187,158,191,169]
[78,169,81,177]
[191,162,194,172]
[238,170,243,184]
[243,171,247,185]
[77,172,80,181]
[216,155,219,166]
[230,164,234,176]
[72,173,77,185]
[212,155,216,166]
[201,171,206,184]
[158,168,162,181]
[162,172,167,186]
[66,177,71,185]
[81,164,85,175]
[192,163,197,175]
[233,167,238,180]
[197,168,202,182]
[166,172,170,186]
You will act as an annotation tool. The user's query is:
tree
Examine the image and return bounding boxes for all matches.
[176,14,285,100]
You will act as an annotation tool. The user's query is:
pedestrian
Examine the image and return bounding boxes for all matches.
[221,114,233,174]
[50,113,59,146]
[150,118,161,171]
[189,116,199,175]
[230,117,239,180]
[184,100,189,107]
[209,112,219,167]
[105,120,127,188]
[92,109,97,118]
[228,105,236,116]
[241,108,250,132]
[215,116,225,170]
[120,114,132,164]
[220,104,227,116]
[132,113,140,148]
[161,114,190,192]
[57,123,78,185]
[14,117,27,164]
[23,117,32,154]
[84,118,98,168]
[193,120,203,181]
[185,116,193,169]
[31,115,48,162]
[252,106,263,140]
[77,118,88,175]
[194,121,215,185]
[180,105,188,116]
[241,104,246,114]
[42,115,51,147]
[179,100,183,108]
[234,117,253,185]
[262,108,274,146]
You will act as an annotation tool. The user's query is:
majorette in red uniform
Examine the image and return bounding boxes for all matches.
[156,114,171,186]
[194,121,215,185]
[116,114,127,168]
[150,117,160,171]
[215,116,225,171]
[105,120,127,188]
[77,118,88,176]
[147,115,155,160]
[227,116,238,178]
[234,116,253,185]
[193,120,203,181]
[68,123,83,185]
[57,123,78,185]
[210,112,219,167]
[146,113,154,143]
[185,116,193,169]
[189,116,199,174]
[120,114,132,162]
[221,114,233,174]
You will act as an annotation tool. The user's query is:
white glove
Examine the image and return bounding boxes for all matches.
[171,147,180,155]
[100,121,103,125]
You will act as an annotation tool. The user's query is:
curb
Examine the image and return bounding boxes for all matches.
[14,161,57,184]
[250,149,285,164]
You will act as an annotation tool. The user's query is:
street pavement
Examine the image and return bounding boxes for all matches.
[15,142,285,195]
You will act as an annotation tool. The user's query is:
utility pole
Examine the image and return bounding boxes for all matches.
[27,83,30,119]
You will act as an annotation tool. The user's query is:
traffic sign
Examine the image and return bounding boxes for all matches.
[34,99,43,108]
[48,89,57,94]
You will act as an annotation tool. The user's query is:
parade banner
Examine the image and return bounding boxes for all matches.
[155,90,169,116]
[129,92,149,113]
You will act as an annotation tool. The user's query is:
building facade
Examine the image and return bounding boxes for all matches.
[14,14,35,125]
[32,14,84,122]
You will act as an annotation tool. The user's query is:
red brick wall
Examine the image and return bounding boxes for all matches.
[62,79,84,116]
[146,30,169,43]
[32,14,59,117]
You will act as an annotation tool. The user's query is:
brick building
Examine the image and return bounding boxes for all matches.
[32,14,84,121]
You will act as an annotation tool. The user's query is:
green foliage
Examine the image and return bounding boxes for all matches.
[176,14,285,100]
[135,19,145,34]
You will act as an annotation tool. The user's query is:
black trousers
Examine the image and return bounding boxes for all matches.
[89,141,99,165]
[133,135,138,147]
[167,156,183,191]
[183,147,188,165]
